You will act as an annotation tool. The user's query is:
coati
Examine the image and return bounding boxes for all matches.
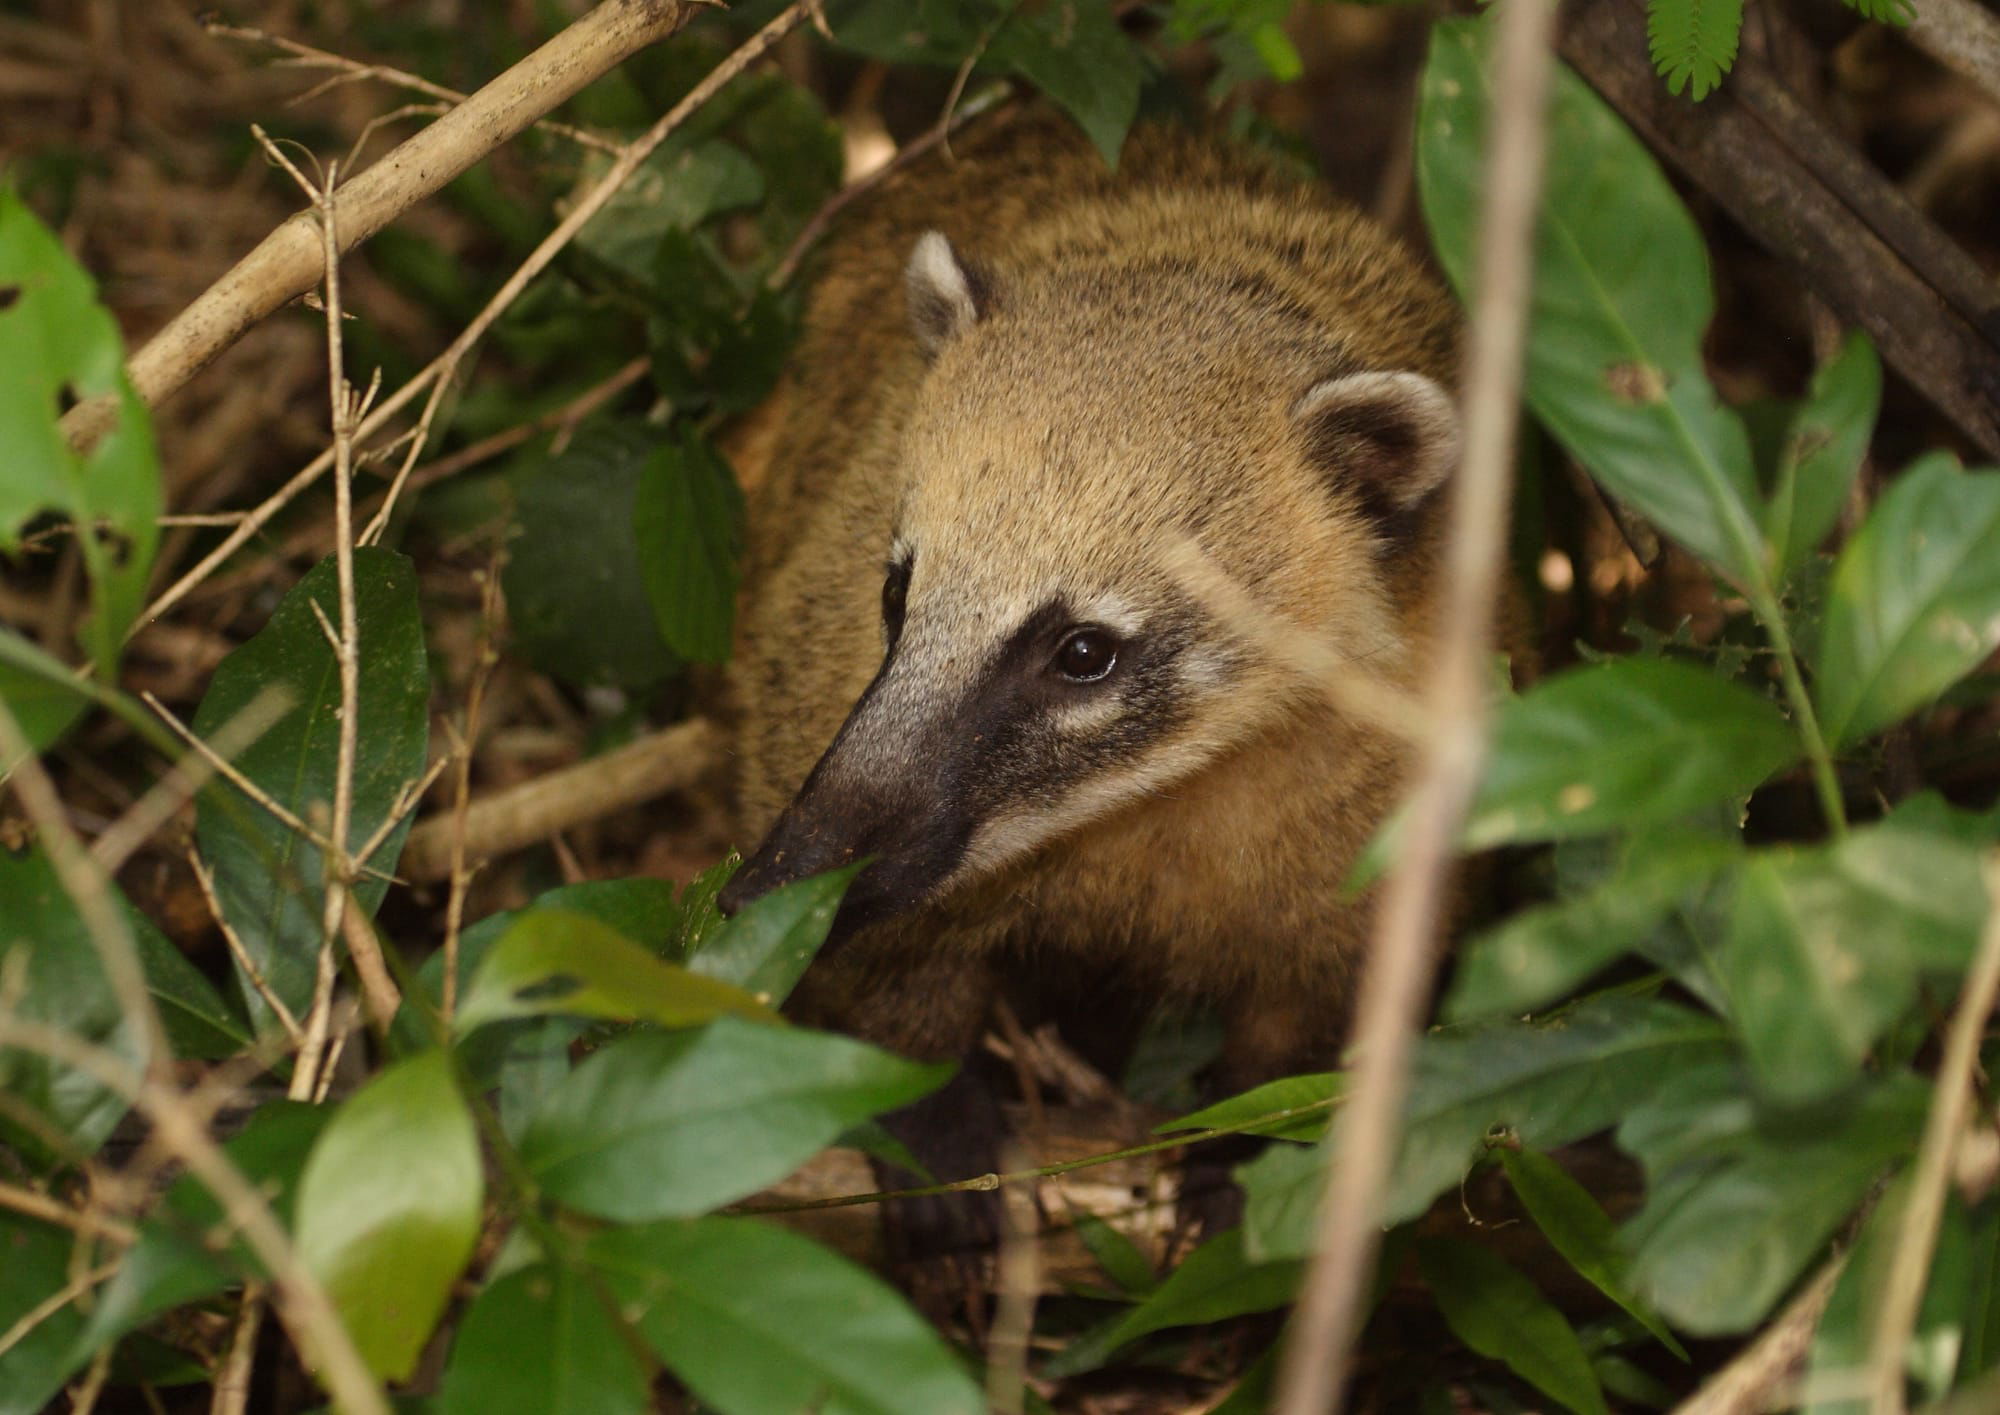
[718,112,1461,1246]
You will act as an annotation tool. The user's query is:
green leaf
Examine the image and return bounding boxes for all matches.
[1836,0,1913,24]
[518,1016,948,1222]
[192,549,429,1032]
[1720,804,1988,1102]
[577,138,763,286]
[634,424,741,663]
[0,631,86,758]
[1815,456,2000,747]
[0,1214,86,1415]
[0,185,160,673]
[988,3,1148,167]
[1499,1149,1686,1359]
[1618,1064,1927,1334]
[1070,1211,1157,1296]
[1077,1228,1302,1366]
[1446,832,1737,1022]
[588,1217,983,1415]
[669,852,737,961]
[439,1263,648,1415]
[503,424,680,692]
[1419,19,1763,583]
[295,1051,483,1381]
[1155,1072,1342,1142]
[71,1103,330,1368]
[1417,1237,1612,1415]
[1645,0,1744,101]
[1763,332,1879,580]
[687,862,860,1004]
[1465,659,1798,849]
[1957,1200,2000,1385]
[455,907,777,1034]
[1243,998,1732,1262]
[0,845,243,1161]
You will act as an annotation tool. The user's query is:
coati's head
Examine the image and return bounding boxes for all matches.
[719,225,1459,938]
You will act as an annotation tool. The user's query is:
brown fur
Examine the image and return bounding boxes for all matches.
[726,113,1462,1097]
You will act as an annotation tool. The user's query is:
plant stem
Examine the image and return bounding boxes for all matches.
[1751,585,1848,835]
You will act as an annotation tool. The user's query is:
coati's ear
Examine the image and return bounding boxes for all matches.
[1292,370,1461,525]
[905,231,992,361]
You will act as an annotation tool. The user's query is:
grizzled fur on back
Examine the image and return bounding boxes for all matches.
[725,112,1461,1111]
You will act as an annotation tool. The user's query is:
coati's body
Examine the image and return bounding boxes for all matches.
[723,115,1461,1195]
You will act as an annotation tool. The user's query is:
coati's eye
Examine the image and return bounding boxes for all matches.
[1053,628,1118,683]
[881,560,911,650]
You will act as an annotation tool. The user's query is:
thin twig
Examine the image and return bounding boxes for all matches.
[441,559,504,1024]
[1673,1256,1846,1414]
[357,0,818,544]
[0,1181,133,1244]
[186,848,304,1043]
[0,701,169,1073]
[1865,852,2000,1413]
[0,1261,120,1364]
[88,685,295,877]
[1272,0,1559,1410]
[0,1017,386,1415]
[210,1283,266,1415]
[987,1145,1042,1415]
[207,21,624,154]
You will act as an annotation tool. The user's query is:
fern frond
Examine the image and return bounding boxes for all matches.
[1647,0,1744,102]
[1836,0,1914,26]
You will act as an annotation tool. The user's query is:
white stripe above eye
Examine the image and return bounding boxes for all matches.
[1071,593,1141,636]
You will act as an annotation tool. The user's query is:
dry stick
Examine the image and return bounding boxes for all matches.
[1905,0,2000,111]
[187,848,305,1042]
[134,0,809,632]
[0,1018,386,1415]
[441,560,505,1025]
[0,701,169,1074]
[211,1283,267,1415]
[1673,1256,1846,1415]
[400,717,724,879]
[88,684,295,877]
[1270,0,1559,1410]
[986,1144,1042,1415]
[0,1181,134,1244]
[355,0,816,545]
[1865,852,2000,1414]
[205,21,623,155]
[66,0,698,452]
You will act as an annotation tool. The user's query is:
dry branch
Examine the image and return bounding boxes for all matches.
[400,718,724,880]
[1272,0,1559,1409]
[61,0,698,448]
[1558,0,2000,461]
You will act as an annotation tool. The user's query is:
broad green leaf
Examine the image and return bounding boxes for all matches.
[1720,807,1987,1102]
[296,1051,483,1380]
[1155,1072,1342,1142]
[688,862,860,1004]
[1417,1237,1611,1415]
[634,425,741,663]
[1243,998,1732,1262]
[0,638,85,758]
[578,138,763,286]
[1957,1202,2000,1385]
[519,1016,947,1221]
[669,852,737,960]
[1645,0,1744,101]
[1446,833,1737,1021]
[193,549,429,1032]
[0,846,244,1162]
[71,1104,330,1369]
[588,1217,983,1415]
[1815,456,2000,746]
[1070,1211,1157,1297]
[1499,1148,1686,1359]
[1803,1175,1977,1412]
[455,907,776,1034]
[1465,659,1798,848]
[439,1263,648,1415]
[0,1214,86,1415]
[503,424,679,692]
[1419,19,1763,583]
[1619,1064,1927,1334]
[1763,332,1879,579]
[1078,1228,1302,1363]
[0,186,160,673]
[988,2,1147,166]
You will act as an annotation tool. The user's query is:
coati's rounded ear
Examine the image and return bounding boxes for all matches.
[905,230,992,361]
[1292,370,1461,524]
